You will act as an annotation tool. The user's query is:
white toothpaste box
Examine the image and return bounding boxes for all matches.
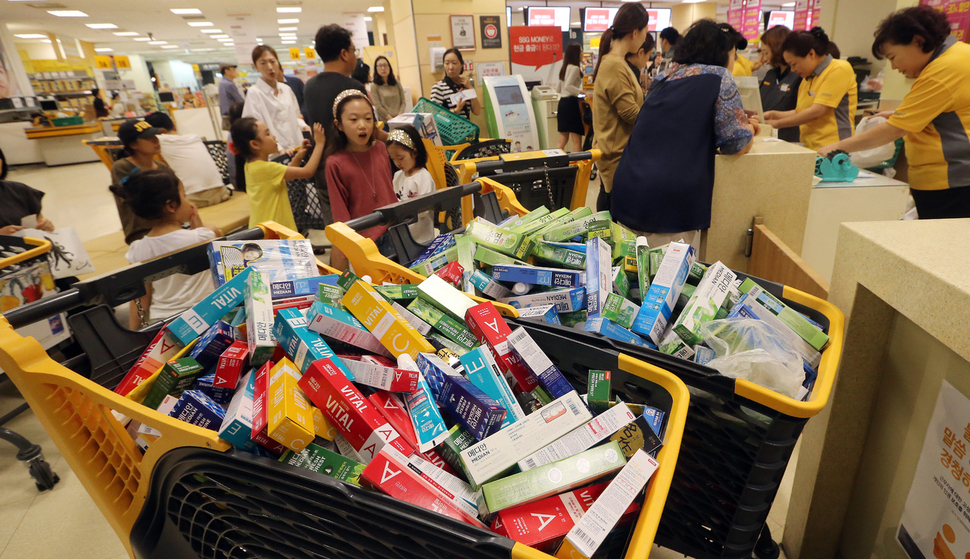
[585,237,611,318]
[518,403,636,471]
[631,242,695,345]
[499,287,586,313]
[514,304,562,325]
[672,261,736,346]
[305,301,392,356]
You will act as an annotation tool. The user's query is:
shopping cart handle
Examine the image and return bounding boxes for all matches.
[344,181,484,232]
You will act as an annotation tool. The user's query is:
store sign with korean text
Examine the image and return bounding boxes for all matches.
[922,0,970,42]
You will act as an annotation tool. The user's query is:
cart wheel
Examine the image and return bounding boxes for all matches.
[28,457,60,491]
[753,524,780,559]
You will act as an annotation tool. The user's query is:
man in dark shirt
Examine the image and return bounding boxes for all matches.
[283,74,307,118]
[218,63,245,130]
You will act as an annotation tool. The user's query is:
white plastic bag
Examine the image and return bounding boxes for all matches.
[14,227,96,279]
[848,116,897,168]
[699,318,806,399]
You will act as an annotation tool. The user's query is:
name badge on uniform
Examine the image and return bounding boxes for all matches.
[808,91,816,97]
[779,84,790,92]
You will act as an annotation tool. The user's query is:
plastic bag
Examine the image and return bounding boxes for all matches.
[849,116,897,168]
[699,318,806,399]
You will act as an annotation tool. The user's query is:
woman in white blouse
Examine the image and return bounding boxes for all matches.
[557,43,586,152]
[242,46,307,153]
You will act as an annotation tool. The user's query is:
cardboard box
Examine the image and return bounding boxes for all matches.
[539,211,611,244]
[478,442,627,516]
[585,237,611,318]
[273,308,355,379]
[584,318,656,349]
[271,275,340,300]
[612,266,631,299]
[647,243,669,283]
[387,112,442,145]
[738,278,829,350]
[195,373,234,405]
[556,449,659,559]
[340,356,420,393]
[317,283,344,307]
[514,304,562,325]
[405,297,478,351]
[299,358,414,463]
[279,442,365,485]
[403,367,450,452]
[587,370,611,414]
[410,244,459,276]
[218,370,286,455]
[491,265,583,289]
[499,287,586,314]
[631,242,695,345]
[416,353,506,439]
[404,452,480,518]
[168,267,252,345]
[311,406,338,441]
[507,327,575,399]
[208,240,316,286]
[695,345,716,366]
[416,275,477,323]
[473,246,528,268]
[142,357,205,410]
[187,320,234,370]
[518,403,636,471]
[559,310,588,329]
[214,341,248,389]
[466,218,524,257]
[368,391,418,447]
[464,302,539,394]
[268,367,315,452]
[306,301,391,356]
[170,390,226,431]
[460,391,591,488]
[460,347,526,428]
[385,302,431,337]
[434,260,464,288]
[658,330,696,360]
[411,233,456,267]
[601,293,639,330]
[115,329,183,396]
[249,362,289,455]
[500,207,549,230]
[510,207,570,236]
[439,425,477,481]
[514,209,575,260]
[245,270,277,368]
[374,283,419,302]
[672,261,737,346]
[469,269,512,299]
[610,413,663,458]
[342,280,436,360]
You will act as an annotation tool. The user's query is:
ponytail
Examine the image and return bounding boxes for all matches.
[592,3,649,81]
[592,28,614,81]
[230,117,260,192]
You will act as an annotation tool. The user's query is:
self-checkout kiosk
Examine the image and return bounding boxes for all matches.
[482,75,540,153]
[530,85,559,150]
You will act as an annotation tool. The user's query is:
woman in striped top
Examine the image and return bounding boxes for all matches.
[430,48,482,119]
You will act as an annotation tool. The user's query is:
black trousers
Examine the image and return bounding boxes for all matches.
[911,186,970,219]
[596,188,611,213]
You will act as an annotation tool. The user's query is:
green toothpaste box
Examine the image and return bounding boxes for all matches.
[612,266,631,299]
[410,244,460,276]
[374,284,419,302]
[467,218,524,257]
[586,220,614,245]
[532,241,586,270]
[477,442,627,517]
[512,207,570,236]
[142,357,205,410]
[317,283,344,307]
[587,370,612,414]
[502,207,550,231]
[559,310,588,329]
[658,330,696,360]
[540,211,611,243]
[473,245,529,268]
[672,261,737,347]
[688,262,708,285]
[647,243,669,283]
[602,293,640,330]
[513,209,574,260]
[407,297,478,351]
[738,278,829,350]
[279,442,365,485]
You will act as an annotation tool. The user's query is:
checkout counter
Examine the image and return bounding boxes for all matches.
[24,121,103,166]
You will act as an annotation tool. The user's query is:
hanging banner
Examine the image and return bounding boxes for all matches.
[343,13,370,53]
[743,0,763,41]
[922,0,970,42]
[728,0,745,31]
[114,55,131,70]
[898,381,970,558]
[794,0,811,30]
[509,26,563,85]
[812,0,822,29]
[229,15,260,67]
[95,56,113,70]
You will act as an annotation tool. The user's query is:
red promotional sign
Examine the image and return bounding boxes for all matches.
[727,0,745,32]
[743,0,762,41]
[528,8,559,28]
[510,26,563,70]
[584,8,615,33]
[922,0,970,42]
[793,0,810,31]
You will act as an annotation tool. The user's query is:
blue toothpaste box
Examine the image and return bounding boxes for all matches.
[469,269,512,299]
[544,241,587,254]
[631,242,695,345]
[515,304,562,325]
[417,353,507,440]
[506,326,574,399]
[217,371,285,455]
[168,267,252,345]
[273,308,355,380]
[584,318,657,349]
[694,346,716,366]
[208,239,317,287]
[585,237,611,318]
[171,390,226,431]
[411,233,456,267]
[460,347,525,428]
[271,275,340,300]
[492,265,583,288]
[499,287,586,313]
[188,320,235,369]
[196,372,234,406]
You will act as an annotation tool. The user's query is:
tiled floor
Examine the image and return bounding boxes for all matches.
[0,161,796,558]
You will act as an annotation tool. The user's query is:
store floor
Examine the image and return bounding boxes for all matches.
[1,162,794,558]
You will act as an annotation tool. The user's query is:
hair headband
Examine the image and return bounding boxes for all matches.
[332,89,371,118]
[387,129,415,150]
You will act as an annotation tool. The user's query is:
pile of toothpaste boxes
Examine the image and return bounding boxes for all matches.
[413,207,829,401]
[113,239,667,558]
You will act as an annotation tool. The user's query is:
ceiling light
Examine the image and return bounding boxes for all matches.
[161,45,179,49]
[282,41,296,44]
[211,34,229,38]
[86,23,118,29]
[277,7,302,12]
[364,17,372,21]
[279,27,297,31]
[782,2,795,5]
[48,10,88,17]
[201,29,223,33]
[367,6,384,12]
[14,34,48,39]
[278,18,299,24]
[517,7,524,11]
[280,32,296,36]
[134,37,152,41]
[218,38,234,42]
[148,41,168,45]
[224,43,235,46]
[188,21,213,27]
[114,31,139,36]
[170,8,202,15]
[94,47,113,52]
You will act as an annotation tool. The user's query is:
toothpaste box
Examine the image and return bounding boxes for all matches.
[738,278,829,350]
[170,390,226,431]
[417,275,477,323]
[279,442,365,485]
[406,298,478,351]
[689,261,708,285]
[368,391,419,447]
[405,451,481,517]
[559,310,588,329]
[584,318,657,349]
[601,293,639,330]
[387,112,442,145]
[214,341,248,389]
[464,302,539,394]
[188,320,235,369]
[491,481,639,553]
[658,330,696,360]
[317,283,344,307]
[469,269,512,299]
[411,233,457,267]
[610,413,663,458]
[532,241,586,270]
[539,211,611,244]
[439,426,478,481]
[334,432,366,462]
[478,442,627,517]
[514,209,576,260]
[728,294,822,370]
[252,359,299,445]
[647,243,669,283]
[460,347,526,428]
[168,267,252,345]
[460,391,591,488]
[434,260,464,288]
[390,301,433,336]
[299,358,415,463]
[672,261,737,346]
[195,373,234,405]
[507,327,574,399]
[499,287,586,313]
[491,265,583,289]
[306,301,391,356]
[695,345,716,366]
[631,242,695,345]
[612,266,631,299]
[473,245,529,268]
[585,237,611,318]
[374,283,419,302]
[142,357,205,410]
[515,304,562,325]
[268,367,315,452]
[511,207,570,236]
[585,220,613,245]
[245,270,277,368]
[342,280,436,360]
[410,244,460,276]
[270,295,317,315]
[501,206,550,229]
[115,329,183,396]
[271,275,340,300]
[273,307,355,379]
[587,370,611,414]
[339,356,421,393]
[311,406,338,441]
[218,370,285,455]
[434,363,507,441]
[518,403,636,471]
[208,239,316,287]
[466,218,524,257]
[556,450,659,559]
[427,332,469,358]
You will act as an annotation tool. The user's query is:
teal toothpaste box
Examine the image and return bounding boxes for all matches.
[305,301,391,356]
[460,346,526,428]
[273,308,355,380]
[631,242,695,345]
[168,267,253,345]
[514,304,561,325]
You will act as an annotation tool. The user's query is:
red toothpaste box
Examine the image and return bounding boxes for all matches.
[115,329,183,396]
[490,481,639,552]
[465,302,539,394]
[299,358,415,463]
[248,361,287,455]
[362,446,487,529]
[215,340,249,388]
[435,261,464,288]
[369,390,459,477]
[340,355,421,393]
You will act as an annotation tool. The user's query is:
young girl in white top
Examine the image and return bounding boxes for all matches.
[110,170,222,330]
[386,125,436,244]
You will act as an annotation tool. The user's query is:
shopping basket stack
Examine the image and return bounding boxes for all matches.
[0,221,689,559]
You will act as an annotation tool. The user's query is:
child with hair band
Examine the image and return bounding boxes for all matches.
[109,170,222,330]
[230,117,325,231]
[325,89,398,270]
[386,124,436,244]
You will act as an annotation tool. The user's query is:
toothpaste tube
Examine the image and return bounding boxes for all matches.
[631,242,695,345]
[399,354,450,452]
[507,327,575,399]
[585,237,611,318]
[460,347,526,428]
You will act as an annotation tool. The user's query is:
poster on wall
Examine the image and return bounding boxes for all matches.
[480,16,503,49]
[898,381,970,558]
[476,61,505,84]
[921,0,969,42]
[451,15,476,50]
[509,26,563,85]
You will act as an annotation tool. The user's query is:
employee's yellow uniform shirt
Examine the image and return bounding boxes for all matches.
[244,159,298,231]
[887,36,970,191]
[796,55,858,150]
[733,54,753,77]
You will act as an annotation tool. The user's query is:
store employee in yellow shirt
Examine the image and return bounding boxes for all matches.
[764,27,857,150]
[819,6,970,219]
